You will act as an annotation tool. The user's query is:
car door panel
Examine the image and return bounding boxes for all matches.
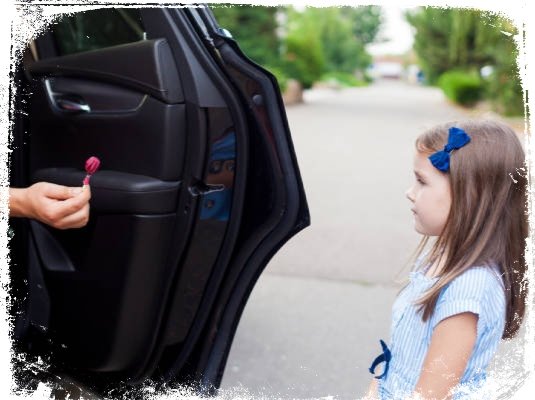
[11,6,310,394]
[18,6,247,383]
[21,22,193,378]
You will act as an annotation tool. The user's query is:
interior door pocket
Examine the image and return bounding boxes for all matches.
[32,167,181,214]
[31,220,76,272]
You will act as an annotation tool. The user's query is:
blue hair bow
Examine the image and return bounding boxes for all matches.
[369,339,391,380]
[428,127,471,172]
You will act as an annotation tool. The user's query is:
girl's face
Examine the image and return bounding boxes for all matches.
[405,151,452,236]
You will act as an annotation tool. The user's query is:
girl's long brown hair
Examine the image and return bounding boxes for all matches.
[414,119,528,339]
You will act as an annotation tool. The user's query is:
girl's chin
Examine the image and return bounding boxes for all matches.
[413,221,430,236]
[414,224,440,237]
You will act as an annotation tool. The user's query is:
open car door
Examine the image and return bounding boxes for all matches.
[10,6,309,396]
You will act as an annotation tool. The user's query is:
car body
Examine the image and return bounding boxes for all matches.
[9,6,309,396]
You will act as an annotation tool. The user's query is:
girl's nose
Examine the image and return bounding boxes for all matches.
[405,187,415,202]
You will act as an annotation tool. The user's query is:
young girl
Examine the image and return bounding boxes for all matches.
[366,119,528,399]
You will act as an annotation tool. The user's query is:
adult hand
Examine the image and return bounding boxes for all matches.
[10,182,92,229]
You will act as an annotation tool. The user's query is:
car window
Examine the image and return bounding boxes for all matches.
[52,8,145,56]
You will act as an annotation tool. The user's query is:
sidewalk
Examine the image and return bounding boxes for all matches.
[221,273,399,399]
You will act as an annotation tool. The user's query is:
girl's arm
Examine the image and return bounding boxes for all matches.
[413,312,478,400]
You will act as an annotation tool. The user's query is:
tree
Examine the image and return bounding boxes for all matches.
[342,6,383,46]
[475,13,524,115]
[406,7,524,115]
[406,8,456,83]
[281,6,382,87]
[282,7,326,89]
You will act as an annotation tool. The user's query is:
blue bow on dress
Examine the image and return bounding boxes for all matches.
[428,127,471,172]
[369,339,391,380]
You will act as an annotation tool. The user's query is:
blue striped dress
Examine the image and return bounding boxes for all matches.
[377,262,506,399]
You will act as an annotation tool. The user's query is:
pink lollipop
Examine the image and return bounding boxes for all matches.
[83,156,101,185]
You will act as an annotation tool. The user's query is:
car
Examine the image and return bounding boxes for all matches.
[9,6,309,397]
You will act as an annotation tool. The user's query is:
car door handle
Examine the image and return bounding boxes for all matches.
[189,181,225,196]
[55,96,91,113]
[44,78,91,114]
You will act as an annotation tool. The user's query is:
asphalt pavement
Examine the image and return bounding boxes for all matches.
[219,79,528,399]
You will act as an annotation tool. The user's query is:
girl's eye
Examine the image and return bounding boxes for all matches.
[416,178,425,185]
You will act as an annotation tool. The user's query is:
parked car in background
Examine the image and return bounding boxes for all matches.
[10,6,309,397]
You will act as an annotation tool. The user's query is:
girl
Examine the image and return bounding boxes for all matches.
[366,119,528,399]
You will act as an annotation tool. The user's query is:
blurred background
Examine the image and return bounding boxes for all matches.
[211,5,527,400]
[212,5,524,117]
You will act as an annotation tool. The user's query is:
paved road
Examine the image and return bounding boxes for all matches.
[220,80,526,399]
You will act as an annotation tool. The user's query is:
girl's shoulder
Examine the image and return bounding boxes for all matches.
[437,264,505,312]
[447,264,504,291]
[432,265,506,330]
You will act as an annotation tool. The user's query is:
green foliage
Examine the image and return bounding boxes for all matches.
[282,6,381,88]
[438,70,483,106]
[405,7,524,116]
[341,6,383,45]
[283,13,325,89]
[211,4,281,68]
[210,5,383,91]
[318,8,369,74]
[486,69,525,116]
[476,14,525,116]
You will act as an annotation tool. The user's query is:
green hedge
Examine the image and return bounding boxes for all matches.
[438,70,483,106]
